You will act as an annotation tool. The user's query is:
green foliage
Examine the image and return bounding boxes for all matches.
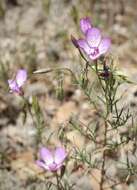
[42,0,50,15]
[32,96,45,145]
[0,60,10,89]
[0,2,5,18]
[71,5,79,25]
[55,71,64,101]
[24,43,37,73]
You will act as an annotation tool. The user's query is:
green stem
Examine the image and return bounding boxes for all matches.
[22,96,41,155]
[22,96,37,128]
[100,120,108,190]
[55,172,64,190]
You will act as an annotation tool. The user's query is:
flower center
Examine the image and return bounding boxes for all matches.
[90,47,99,57]
[49,162,57,171]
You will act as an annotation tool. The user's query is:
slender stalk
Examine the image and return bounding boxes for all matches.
[22,96,41,156]
[100,120,108,190]
[22,96,37,128]
[55,172,64,190]
[94,60,110,189]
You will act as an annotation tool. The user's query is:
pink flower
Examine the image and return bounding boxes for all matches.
[75,17,111,60]
[36,147,67,172]
[80,17,92,34]
[8,69,27,95]
[71,17,92,48]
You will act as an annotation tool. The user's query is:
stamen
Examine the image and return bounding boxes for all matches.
[90,47,99,57]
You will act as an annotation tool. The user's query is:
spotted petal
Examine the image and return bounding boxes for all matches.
[77,39,91,55]
[40,147,53,165]
[80,17,92,34]
[36,160,50,170]
[54,147,67,165]
[98,37,111,55]
[8,79,20,93]
[86,28,101,47]
[16,69,27,87]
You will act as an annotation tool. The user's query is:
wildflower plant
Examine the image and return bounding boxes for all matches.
[70,17,136,189]
[32,16,137,190]
[7,16,137,190]
[8,69,45,151]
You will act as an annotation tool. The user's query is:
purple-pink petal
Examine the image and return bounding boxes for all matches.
[40,147,53,165]
[98,37,111,55]
[77,39,91,55]
[80,17,92,34]
[8,79,20,93]
[16,69,27,87]
[86,28,101,47]
[54,147,67,165]
[36,160,50,170]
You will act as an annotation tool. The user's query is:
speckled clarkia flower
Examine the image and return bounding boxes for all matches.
[73,17,111,60]
[36,147,67,172]
[8,69,27,95]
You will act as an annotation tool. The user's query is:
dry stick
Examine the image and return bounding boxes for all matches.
[100,120,108,190]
